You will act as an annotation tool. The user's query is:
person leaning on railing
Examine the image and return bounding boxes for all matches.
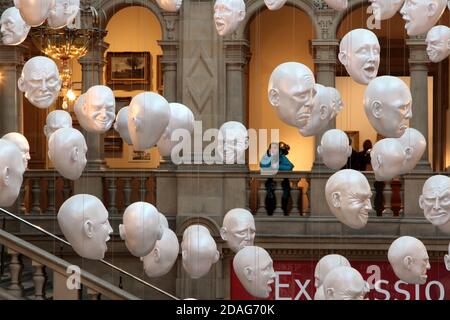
[260,142,294,215]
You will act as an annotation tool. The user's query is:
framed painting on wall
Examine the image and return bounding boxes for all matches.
[106,52,151,90]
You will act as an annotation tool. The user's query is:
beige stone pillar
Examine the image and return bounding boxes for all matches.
[407,36,432,171]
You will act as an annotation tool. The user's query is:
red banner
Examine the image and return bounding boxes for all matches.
[231,260,450,300]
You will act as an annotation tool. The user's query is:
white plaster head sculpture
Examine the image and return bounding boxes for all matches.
[14,0,53,27]
[48,127,87,180]
[18,56,62,109]
[73,93,91,131]
[371,138,405,181]
[419,175,450,231]
[217,121,248,165]
[119,202,163,258]
[78,85,115,134]
[323,266,369,300]
[317,129,352,170]
[388,236,431,284]
[142,228,179,278]
[220,208,256,253]
[339,29,380,85]
[44,110,73,139]
[364,76,412,138]
[0,139,25,207]
[0,7,30,45]
[2,132,30,170]
[157,103,195,158]
[128,92,170,151]
[400,0,447,36]
[58,194,113,260]
[369,0,405,20]
[426,25,450,63]
[324,0,348,11]
[156,0,182,12]
[181,225,220,279]
[398,128,426,174]
[47,0,80,29]
[325,169,372,229]
[298,84,343,137]
[159,212,169,229]
[445,242,450,271]
[213,0,245,36]
[113,106,132,145]
[268,62,316,129]
[314,254,351,300]
[233,246,276,298]
[264,0,287,11]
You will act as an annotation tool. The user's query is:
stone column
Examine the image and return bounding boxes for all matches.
[223,39,250,123]
[406,36,432,171]
[78,34,109,170]
[0,44,27,136]
[311,39,339,172]
[158,40,178,103]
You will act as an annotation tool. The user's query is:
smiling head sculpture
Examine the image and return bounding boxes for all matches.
[18,56,62,109]
[426,25,450,63]
[388,236,431,284]
[339,29,380,85]
[325,169,373,229]
[0,7,30,45]
[268,62,316,129]
[80,85,116,134]
[400,0,447,36]
[364,76,412,138]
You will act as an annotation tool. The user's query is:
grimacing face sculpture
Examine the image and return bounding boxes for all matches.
[268,62,316,129]
[364,76,412,138]
[128,92,171,151]
[217,121,248,165]
[119,202,164,258]
[264,0,287,11]
[388,236,431,284]
[325,169,373,229]
[0,7,30,45]
[419,175,450,230]
[339,29,381,85]
[14,0,53,27]
[233,246,276,299]
[44,110,73,139]
[157,103,195,158]
[58,194,113,260]
[298,84,343,137]
[324,0,348,11]
[2,132,30,170]
[220,208,256,253]
[371,138,406,181]
[400,0,447,36]
[426,25,450,63]
[398,128,426,174]
[48,127,87,181]
[214,0,246,36]
[18,56,62,109]
[47,0,80,29]
[142,228,179,278]
[156,0,182,12]
[0,139,25,207]
[114,107,132,145]
[314,254,351,300]
[81,85,116,134]
[181,225,220,279]
[317,129,352,170]
[369,0,405,20]
[323,266,369,300]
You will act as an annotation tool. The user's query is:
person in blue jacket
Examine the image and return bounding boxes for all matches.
[260,142,294,214]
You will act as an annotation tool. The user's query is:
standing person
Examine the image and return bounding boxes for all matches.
[358,139,373,171]
[342,138,360,170]
[260,142,294,215]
